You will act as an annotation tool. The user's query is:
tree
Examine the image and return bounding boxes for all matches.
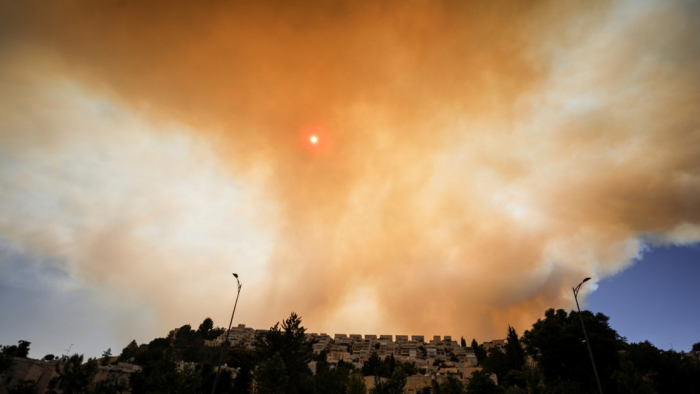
[522,308,625,394]
[346,370,368,394]
[504,326,525,372]
[466,370,504,394]
[438,374,466,394]
[2,341,31,359]
[90,377,130,394]
[254,312,317,394]
[198,318,215,339]
[1,346,14,375]
[16,341,31,358]
[255,352,288,394]
[118,340,139,363]
[43,354,56,361]
[129,347,202,394]
[623,341,700,394]
[314,350,355,393]
[226,347,256,394]
[481,348,508,383]
[502,370,526,391]
[370,367,407,394]
[7,380,39,394]
[471,339,487,364]
[612,350,657,394]
[397,359,419,376]
[461,337,467,348]
[54,354,98,394]
[363,352,389,377]
[199,362,234,394]
[101,348,112,366]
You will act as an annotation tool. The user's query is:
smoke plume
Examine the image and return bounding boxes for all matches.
[1,0,699,342]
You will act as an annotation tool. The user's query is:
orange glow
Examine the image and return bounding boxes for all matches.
[301,126,330,153]
[4,0,699,349]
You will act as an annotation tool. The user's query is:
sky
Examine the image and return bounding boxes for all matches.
[0,0,699,359]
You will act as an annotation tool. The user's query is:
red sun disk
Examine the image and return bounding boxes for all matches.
[301,125,329,153]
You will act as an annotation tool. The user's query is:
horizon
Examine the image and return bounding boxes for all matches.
[5,243,699,360]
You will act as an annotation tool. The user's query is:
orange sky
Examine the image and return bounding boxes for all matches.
[1,0,699,347]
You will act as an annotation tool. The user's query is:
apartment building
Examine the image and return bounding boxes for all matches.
[482,339,507,352]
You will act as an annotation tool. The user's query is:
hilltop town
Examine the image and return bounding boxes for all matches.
[2,310,699,394]
[201,323,502,392]
[207,323,503,370]
[0,323,502,394]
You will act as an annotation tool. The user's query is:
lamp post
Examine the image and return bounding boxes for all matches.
[211,273,242,394]
[573,277,603,394]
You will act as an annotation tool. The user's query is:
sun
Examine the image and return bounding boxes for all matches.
[310,135,318,144]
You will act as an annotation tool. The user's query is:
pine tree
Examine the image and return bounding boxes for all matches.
[254,312,316,394]
[101,348,112,366]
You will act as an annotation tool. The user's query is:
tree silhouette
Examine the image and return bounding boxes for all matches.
[522,308,624,393]
[101,348,112,366]
[54,354,98,394]
[466,370,503,394]
[254,312,316,394]
[471,339,487,364]
[198,318,215,339]
[504,326,525,372]
[346,370,368,394]
[370,367,406,394]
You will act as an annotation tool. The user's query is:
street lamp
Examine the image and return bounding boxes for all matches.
[573,277,603,394]
[211,273,242,394]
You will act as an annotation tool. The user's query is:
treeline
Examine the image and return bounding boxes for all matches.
[2,309,700,394]
[469,308,700,394]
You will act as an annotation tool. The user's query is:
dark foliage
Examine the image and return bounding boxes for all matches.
[504,326,525,372]
[0,346,15,376]
[129,348,203,394]
[346,370,368,394]
[1,341,31,360]
[471,339,487,364]
[254,312,317,394]
[481,348,508,383]
[369,367,406,394]
[255,352,288,394]
[117,340,139,363]
[53,354,98,394]
[7,379,39,394]
[314,351,356,393]
[619,341,700,394]
[466,370,504,394]
[434,374,466,394]
[101,348,112,366]
[226,347,255,394]
[522,308,624,393]
[90,377,130,394]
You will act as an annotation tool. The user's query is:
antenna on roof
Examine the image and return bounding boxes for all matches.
[63,344,74,358]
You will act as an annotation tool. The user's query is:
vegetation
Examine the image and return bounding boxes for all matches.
[6,379,39,394]
[52,354,99,394]
[2,310,699,394]
[522,308,625,393]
